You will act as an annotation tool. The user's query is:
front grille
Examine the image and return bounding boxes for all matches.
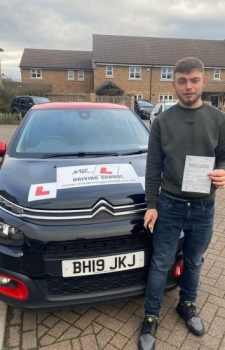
[0,196,146,221]
[43,230,150,259]
[33,267,149,296]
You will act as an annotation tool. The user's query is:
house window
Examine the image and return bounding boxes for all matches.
[129,67,141,79]
[31,69,42,78]
[134,94,143,100]
[78,70,84,80]
[106,65,113,77]
[214,69,220,79]
[159,95,173,102]
[161,68,173,80]
[68,70,74,80]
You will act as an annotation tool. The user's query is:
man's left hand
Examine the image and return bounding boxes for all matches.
[208,169,225,189]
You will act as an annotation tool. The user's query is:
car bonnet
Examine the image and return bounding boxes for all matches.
[0,155,146,210]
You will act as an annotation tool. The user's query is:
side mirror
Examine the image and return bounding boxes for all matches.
[154,112,158,116]
[0,141,7,156]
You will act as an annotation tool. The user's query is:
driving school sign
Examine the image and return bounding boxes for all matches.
[56,164,140,189]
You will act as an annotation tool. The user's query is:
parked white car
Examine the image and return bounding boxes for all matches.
[150,101,177,125]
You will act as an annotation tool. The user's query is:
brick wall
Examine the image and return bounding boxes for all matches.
[94,65,151,100]
[21,66,225,110]
[21,69,94,94]
[205,68,225,82]
[150,68,177,104]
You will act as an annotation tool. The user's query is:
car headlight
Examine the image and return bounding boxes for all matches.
[0,222,24,246]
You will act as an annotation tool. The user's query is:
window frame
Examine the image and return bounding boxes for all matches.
[134,94,143,100]
[78,70,84,80]
[68,70,74,80]
[161,67,173,80]
[30,69,42,79]
[106,65,113,77]
[159,95,173,102]
[214,68,221,80]
[129,66,141,79]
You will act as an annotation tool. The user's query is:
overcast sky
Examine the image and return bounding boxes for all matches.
[1,0,225,80]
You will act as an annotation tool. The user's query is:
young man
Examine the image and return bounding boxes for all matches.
[138,57,225,350]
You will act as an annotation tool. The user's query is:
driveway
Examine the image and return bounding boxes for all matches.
[1,124,225,350]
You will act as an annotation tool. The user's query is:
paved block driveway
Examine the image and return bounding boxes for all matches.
[1,124,225,350]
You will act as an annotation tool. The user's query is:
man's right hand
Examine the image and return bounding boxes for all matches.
[143,209,158,230]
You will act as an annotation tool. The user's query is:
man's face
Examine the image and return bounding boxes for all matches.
[172,70,207,108]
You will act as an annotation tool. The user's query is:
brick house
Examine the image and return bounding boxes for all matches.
[19,35,225,110]
[93,34,225,110]
[20,48,94,99]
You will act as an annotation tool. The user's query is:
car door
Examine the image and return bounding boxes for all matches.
[18,97,27,116]
[25,97,34,115]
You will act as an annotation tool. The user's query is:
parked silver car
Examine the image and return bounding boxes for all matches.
[150,101,177,125]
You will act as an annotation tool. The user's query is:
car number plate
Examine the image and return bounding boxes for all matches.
[62,251,144,277]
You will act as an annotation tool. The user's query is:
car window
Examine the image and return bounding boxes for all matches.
[12,108,149,158]
[164,104,174,111]
[19,97,26,105]
[26,97,33,105]
[158,105,163,114]
[138,101,154,108]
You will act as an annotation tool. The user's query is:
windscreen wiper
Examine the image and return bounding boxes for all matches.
[43,152,119,158]
[121,149,148,156]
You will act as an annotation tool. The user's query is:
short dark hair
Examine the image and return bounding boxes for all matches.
[174,57,204,74]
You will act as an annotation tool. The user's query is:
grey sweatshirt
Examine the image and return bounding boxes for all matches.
[145,103,225,209]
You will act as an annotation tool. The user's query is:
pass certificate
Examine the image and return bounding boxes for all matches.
[181,156,215,194]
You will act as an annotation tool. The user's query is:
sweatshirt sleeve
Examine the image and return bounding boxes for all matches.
[145,119,164,209]
[215,117,225,170]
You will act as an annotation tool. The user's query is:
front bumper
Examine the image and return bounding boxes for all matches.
[0,213,182,311]
[0,263,179,312]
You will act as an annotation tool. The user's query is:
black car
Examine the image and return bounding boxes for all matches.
[134,99,154,119]
[0,102,183,311]
[10,95,50,119]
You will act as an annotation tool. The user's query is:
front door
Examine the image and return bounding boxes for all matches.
[210,96,219,108]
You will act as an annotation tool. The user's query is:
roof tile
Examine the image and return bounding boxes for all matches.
[93,34,225,67]
[20,48,93,70]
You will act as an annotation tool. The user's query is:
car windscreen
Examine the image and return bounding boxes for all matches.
[10,108,149,158]
[164,103,175,111]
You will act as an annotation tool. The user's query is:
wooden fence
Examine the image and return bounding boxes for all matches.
[45,94,86,102]
[0,113,20,124]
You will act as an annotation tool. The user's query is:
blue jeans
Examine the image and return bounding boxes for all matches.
[144,192,215,316]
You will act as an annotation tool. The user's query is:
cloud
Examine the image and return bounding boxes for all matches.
[0,0,225,79]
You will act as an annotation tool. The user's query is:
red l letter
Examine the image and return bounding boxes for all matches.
[100,167,113,174]
[35,186,50,196]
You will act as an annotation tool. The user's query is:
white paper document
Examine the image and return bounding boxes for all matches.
[181,156,215,194]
